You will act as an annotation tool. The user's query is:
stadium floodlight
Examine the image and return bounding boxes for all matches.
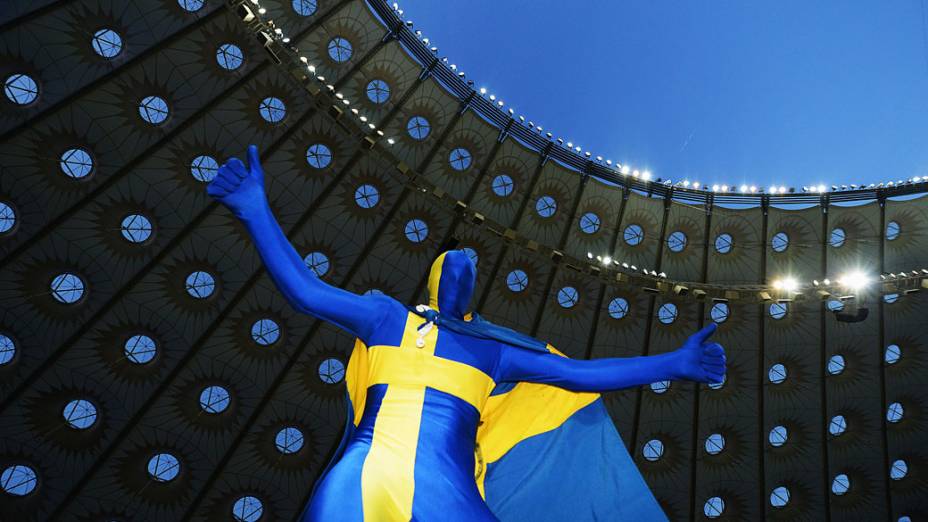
[837,271,869,291]
[772,277,799,293]
[642,171,652,181]
[603,256,612,265]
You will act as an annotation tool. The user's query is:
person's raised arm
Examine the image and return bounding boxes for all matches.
[495,323,726,392]
[207,145,387,342]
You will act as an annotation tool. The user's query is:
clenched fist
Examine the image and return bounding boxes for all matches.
[206,145,269,220]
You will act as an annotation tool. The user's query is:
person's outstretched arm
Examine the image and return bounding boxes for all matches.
[495,323,726,392]
[207,145,387,342]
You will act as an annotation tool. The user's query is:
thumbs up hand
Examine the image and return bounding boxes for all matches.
[670,323,727,384]
[207,145,269,220]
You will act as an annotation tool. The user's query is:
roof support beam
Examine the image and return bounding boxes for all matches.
[758,197,769,520]
[819,199,832,522]
[630,194,673,454]
[529,170,591,337]
[475,143,552,311]
[688,195,714,519]
[877,196,893,519]
[583,185,631,360]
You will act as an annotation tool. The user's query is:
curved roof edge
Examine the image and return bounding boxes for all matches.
[367,0,927,206]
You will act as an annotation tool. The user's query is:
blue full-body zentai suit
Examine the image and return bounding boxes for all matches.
[207,146,727,521]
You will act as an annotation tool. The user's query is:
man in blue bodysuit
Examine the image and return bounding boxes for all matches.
[208,146,727,521]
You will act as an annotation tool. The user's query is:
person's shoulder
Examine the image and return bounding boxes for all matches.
[361,292,407,315]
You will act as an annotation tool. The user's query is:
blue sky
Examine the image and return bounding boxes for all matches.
[400,1,928,190]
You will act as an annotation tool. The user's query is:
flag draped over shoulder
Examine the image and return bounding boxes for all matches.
[321,328,667,521]
[475,344,667,521]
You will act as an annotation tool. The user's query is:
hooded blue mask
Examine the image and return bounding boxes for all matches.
[427,250,476,320]
[414,250,547,354]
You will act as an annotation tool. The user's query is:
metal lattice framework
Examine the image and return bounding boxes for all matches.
[0,1,926,520]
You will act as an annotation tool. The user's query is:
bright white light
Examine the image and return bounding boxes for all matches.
[479,87,487,95]
[642,171,652,181]
[772,277,799,292]
[587,252,594,259]
[837,271,869,290]
[683,180,690,187]
[692,181,699,189]
[740,185,748,193]
[621,166,630,175]
[712,184,719,192]
[721,185,729,192]
[779,186,787,194]
[603,256,612,265]
[817,184,827,193]
[750,185,757,193]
